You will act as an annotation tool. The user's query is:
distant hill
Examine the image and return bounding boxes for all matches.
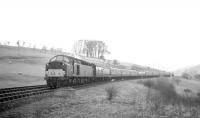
[0,45,73,59]
[174,65,200,78]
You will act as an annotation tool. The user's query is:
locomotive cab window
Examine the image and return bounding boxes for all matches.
[56,55,64,61]
[50,57,56,62]
[63,56,70,63]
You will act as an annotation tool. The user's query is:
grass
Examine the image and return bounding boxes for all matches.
[2,79,200,118]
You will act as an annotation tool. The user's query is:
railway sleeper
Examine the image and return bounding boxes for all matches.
[0,88,48,98]
[0,85,47,94]
[0,90,50,103]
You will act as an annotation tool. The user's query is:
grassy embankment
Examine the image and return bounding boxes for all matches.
[0,46,61,88]
[1,77,200,118]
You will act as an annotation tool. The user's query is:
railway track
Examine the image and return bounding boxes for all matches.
[0,79,121,104]
[0,77,145,103]
[0,85,51,103]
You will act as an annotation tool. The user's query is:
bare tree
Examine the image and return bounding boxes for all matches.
[17,40,20,47]
[16,40,20,56]
[72,40,110,59]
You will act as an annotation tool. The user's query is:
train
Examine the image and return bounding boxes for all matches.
[44,55,172,88]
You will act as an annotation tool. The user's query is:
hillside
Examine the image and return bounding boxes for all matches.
[174,65,200,78]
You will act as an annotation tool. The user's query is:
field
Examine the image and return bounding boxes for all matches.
[0,46,60,88]
[1,77,200,118]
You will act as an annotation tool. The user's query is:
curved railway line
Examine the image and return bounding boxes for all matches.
[0,78,126,104]
[0,85,50,103]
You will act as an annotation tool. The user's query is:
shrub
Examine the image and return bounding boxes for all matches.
[105,86,118,101]
[155,79,177,101]
[145,88,164,114]
[142,79,155,88]
[182,72,192,79]
[141,78,177,103]
[174,78,181,85]
[194,74,200,79]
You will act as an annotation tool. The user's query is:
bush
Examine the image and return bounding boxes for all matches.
[142,79,155,88]
[142,78,177,103]
[174,78,181,85]
[194,74,200,79]
[182,72,192,79]
[105,86,118,101]
[155,79,177,101]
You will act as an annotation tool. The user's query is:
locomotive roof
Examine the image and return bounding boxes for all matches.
[49,55,95,66]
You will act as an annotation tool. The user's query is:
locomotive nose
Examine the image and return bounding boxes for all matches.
[45,61,66,77]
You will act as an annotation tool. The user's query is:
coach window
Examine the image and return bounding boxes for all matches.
[77,65,80,75]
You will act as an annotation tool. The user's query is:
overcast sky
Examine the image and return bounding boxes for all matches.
[0,0,200,71]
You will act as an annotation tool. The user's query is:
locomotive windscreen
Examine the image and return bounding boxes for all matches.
[49,55,70,63]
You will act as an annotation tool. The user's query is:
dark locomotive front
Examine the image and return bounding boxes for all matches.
[45,55,73,88]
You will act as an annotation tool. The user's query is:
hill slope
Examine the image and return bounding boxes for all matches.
[174,65,200,78]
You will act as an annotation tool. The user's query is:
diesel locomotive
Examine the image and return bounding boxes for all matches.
[44,55,171,88]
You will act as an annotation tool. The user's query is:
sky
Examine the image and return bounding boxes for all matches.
[0,0,200,71]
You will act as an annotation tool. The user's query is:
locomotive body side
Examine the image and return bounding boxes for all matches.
[110,68,122,77]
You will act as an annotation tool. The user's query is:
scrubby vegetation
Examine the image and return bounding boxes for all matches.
[141,78,200,117]
[194,74,200,79]
[105,86,118,101]
[2,79,200,118]
[182,72,192,79]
